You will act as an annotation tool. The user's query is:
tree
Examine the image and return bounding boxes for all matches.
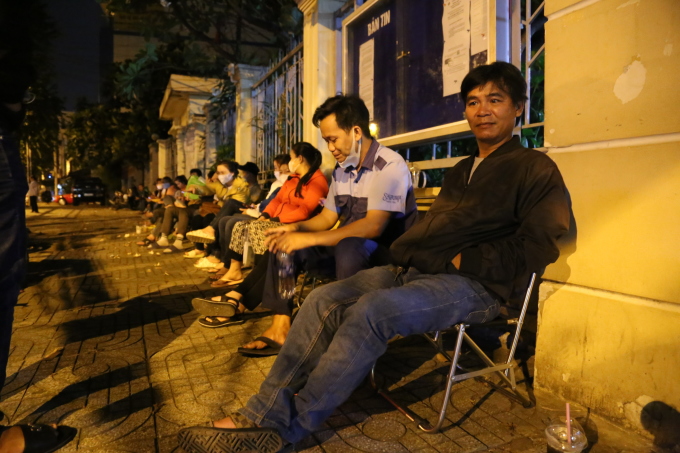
[100,0,301,65]
[14,0,64,177]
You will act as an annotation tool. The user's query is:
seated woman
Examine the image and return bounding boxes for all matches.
[184,160,250,258]
[184,153,291,261]
[212,142,326,287]
[136,176,178,246]
[192,142,328,335]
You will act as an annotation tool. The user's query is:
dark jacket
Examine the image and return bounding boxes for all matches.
[389,137,570,302]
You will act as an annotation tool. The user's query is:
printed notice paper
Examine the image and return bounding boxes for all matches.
[442,0,470,97]
[359,39,375,119]
[470,0,488,56]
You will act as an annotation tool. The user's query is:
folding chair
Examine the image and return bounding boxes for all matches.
[369,272,537,433]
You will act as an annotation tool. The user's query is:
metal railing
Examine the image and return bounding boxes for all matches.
[252,39,304,176]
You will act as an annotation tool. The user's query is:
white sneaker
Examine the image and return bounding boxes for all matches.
[157,235,170,247]
[187,229,215,244]
[194,257,219,268]
[184,249,205,259]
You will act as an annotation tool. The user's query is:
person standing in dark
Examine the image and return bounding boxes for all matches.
[26,176,39,213]
[0,1,76,451]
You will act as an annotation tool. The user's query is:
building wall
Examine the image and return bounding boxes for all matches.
[535,0,680,436]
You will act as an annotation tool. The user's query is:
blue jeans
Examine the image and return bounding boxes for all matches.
[240,265,499,444]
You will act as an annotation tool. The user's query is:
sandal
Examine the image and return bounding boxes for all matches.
[136,238,152,246]
[191,295,240,317]
[16,424,77,453]
[198,315,245,328]
[238,336,283,357]
[210,277,244,288]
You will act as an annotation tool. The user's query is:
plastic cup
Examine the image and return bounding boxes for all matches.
[545,417,588,452]
[135,225,143,234]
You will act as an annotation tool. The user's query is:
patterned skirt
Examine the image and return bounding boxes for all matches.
[229,219,283,256]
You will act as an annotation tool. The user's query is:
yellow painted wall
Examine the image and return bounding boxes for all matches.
[536,0,680,436]
[545,0,680,146]
[535,286,680,430]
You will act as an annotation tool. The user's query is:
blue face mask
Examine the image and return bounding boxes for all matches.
[162,182,171,189]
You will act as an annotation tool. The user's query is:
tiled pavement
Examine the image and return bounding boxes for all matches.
[1,205,653,452]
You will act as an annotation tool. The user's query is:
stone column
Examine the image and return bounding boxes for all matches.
[175,130,186,177]
[148,142,159,184]
[296,0,345,172]
[157,138,174,178]
[228,64,266,165]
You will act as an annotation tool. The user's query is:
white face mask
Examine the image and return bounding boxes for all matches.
[273,171,281,180]
[338,130,361,169]
[288,156,301,174]
[218,173,233,185]
[156,184,163,190]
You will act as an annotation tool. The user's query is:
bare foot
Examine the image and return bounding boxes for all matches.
[212,416,237,429]
[206,256,221,264]
[241,315,290,350]
[0,426,24,453]
[219,270,244,282]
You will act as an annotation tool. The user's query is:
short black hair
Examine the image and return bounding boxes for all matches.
[216,160,238,174]
[273,153,291,166]
[312,95,372,139]
[161,176,173,184]
[174,175,188,186]
[461,61,527,107]
[207,170,215,179]
[189,168,202,177]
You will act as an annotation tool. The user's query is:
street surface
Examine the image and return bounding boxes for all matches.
[1,205,652,452]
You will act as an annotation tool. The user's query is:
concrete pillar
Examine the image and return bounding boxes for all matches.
[157,138,174,178]
[148,143,159,185]
[175,130,186,177]
[296,0,345,172]
[228,64,266,165]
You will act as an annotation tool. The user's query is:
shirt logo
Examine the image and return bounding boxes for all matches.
[383,193,402,203]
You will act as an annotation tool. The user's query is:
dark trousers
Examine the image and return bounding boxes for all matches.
[234,237,389,316]
[217,214,254,262]
[29,195,38,212]
[162,204,198,236]
[0,135,28,395]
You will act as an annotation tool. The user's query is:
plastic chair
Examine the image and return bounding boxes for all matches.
[369,272,537,433]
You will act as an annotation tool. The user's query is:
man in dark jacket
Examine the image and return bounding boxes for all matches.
[177,61,571,453]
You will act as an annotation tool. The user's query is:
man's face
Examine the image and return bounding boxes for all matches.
[175,180,186,190]
[464,82,523,146]
[319,114,359,163]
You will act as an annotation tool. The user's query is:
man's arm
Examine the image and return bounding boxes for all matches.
[267,209,392,254]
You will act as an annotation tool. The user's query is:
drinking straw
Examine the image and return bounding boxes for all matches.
[566,402,572,449]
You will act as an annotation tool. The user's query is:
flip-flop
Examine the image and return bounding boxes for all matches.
[136,238,152,246]
[198,315,245,328]
[210,277,244,288]
[18,424,77,453]
[238,336,283,357]
[191,295,239,317]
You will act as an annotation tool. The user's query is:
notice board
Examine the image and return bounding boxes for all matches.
[343,0,504,147]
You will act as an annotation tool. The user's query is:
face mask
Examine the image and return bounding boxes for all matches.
[156,184,163,190]
[288,157,300,174]
[338,130,361,169]
[273,171,281,180]
[218,173,233,185]
[162,182,171,189]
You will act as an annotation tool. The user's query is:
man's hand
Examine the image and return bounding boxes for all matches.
[267,231,314,254]
[263,223,299,245]
[451,253,461,270]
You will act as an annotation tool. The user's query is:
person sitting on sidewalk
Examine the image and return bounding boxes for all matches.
[183,154,291,260]
[177,61,572,453]
[136,176,178,246]
[203,142,327,296]
[185,161,250,260]
[192,95,416,354]
[238,161,263,205]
